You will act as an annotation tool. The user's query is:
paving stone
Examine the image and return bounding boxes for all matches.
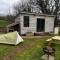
[41,54,54,60]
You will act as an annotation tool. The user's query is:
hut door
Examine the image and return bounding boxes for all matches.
[37,18,45,32]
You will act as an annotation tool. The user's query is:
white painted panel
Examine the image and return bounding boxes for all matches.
[54,27,59,34]
[20,15,37,34]
[45,17,54,32]
[15,15,20,22]
[20,14,54,34]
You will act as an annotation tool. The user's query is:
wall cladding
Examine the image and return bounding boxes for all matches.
[20,14,54,34]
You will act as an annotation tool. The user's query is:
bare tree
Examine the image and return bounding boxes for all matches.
[30,0,60,26]
[13,0,31,15]
[13,0,60,26]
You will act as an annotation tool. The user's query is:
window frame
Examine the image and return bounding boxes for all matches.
[23,16,29,27]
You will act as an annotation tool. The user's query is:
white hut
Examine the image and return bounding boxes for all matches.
[7,12,55,35]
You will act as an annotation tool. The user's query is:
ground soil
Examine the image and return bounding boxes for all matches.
[2,43,34,60]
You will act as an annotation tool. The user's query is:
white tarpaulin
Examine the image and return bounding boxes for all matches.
[52,36,60,40]
[46,36,60,44]
[0,31,23,45]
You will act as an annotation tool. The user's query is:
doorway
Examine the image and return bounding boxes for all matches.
[37,18,45,32]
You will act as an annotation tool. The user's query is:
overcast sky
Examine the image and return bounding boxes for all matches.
[0,0,20,16]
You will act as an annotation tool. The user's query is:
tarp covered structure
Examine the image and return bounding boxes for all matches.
[0,31,23,45]
[46,36,60,44]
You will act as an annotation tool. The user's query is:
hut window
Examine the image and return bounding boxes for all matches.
[24,16,29,27]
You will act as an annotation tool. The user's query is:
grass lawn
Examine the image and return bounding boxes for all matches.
[0,44,14,59]
[0,20,9,27]
[55,44,60,60]
[0,37,59,60]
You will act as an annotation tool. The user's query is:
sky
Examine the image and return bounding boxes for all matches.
[0,0,19,16]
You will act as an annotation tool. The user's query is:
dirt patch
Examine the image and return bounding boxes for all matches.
[2,44,34,60]
[22,36,51,38]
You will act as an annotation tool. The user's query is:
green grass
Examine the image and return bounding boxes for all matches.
[0,44,14,60]
[58,27,60,35]
[0,20,9,27]
[14,38,47,60]
[58,31,60,35]
[0,37,59,60]
[55,44,60,60]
